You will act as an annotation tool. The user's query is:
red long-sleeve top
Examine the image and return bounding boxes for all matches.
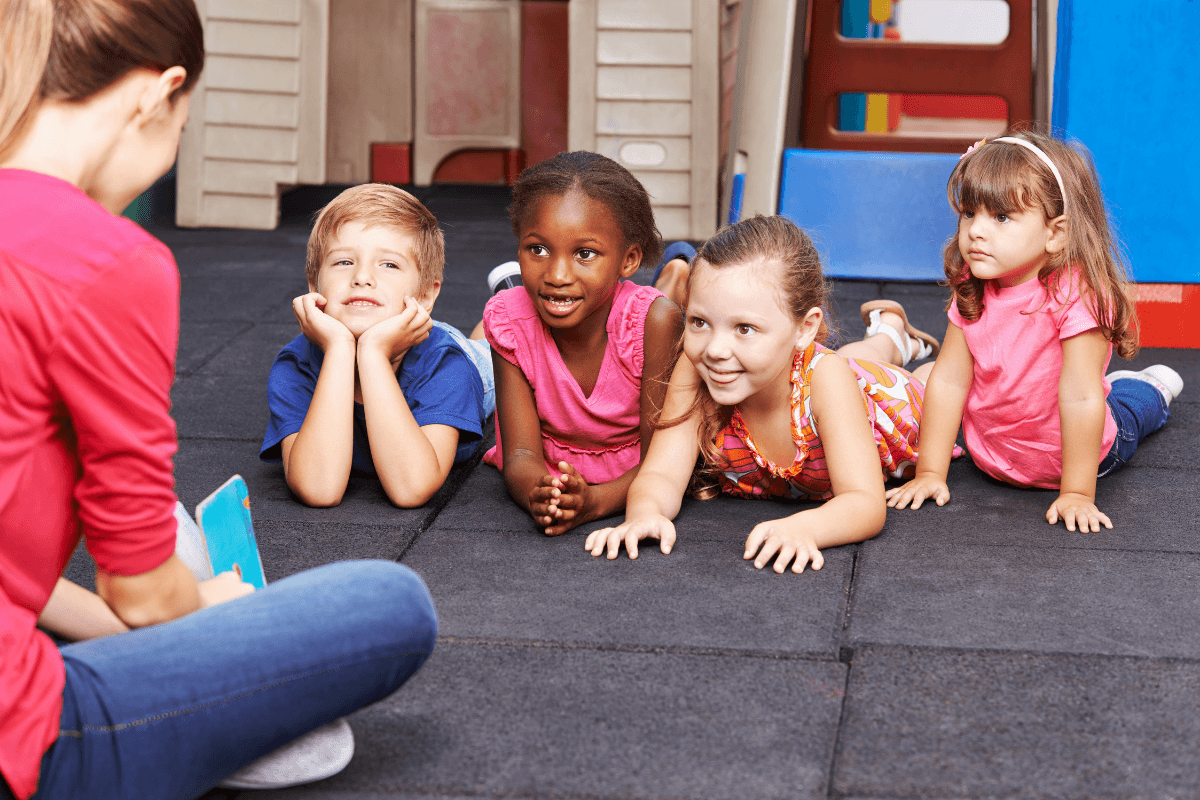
[0,169,179,799]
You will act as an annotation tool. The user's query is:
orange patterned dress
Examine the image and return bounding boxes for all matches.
[716,342,930,501]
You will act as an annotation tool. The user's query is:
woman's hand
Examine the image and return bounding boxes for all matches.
[585,514,676,560]
[198,571,256,608]
[744,518,825,574]
[1046,492,1112,533]
[885,473,951,509]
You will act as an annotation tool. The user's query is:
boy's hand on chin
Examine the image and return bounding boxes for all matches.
[293,292,354,352]
[358,297,433,364]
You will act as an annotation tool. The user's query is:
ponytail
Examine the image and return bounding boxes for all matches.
[0,0,53,159]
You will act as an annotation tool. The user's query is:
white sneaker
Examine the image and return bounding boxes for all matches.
[1106,365,1184,404]
[487,261,522,294]
[219,717,355,790]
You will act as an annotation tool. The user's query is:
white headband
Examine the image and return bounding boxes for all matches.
[985,136,1068,215]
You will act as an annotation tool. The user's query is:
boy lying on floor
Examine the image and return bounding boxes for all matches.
[260,185,494,507]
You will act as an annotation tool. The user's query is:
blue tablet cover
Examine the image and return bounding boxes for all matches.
[196,475,267,589]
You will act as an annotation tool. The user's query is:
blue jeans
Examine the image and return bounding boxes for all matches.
[434,320,497,419]
[4,561,436,800]
[1098,378,1171,476]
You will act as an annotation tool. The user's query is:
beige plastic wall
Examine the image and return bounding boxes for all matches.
[177,0,328,229]
[326,0,413,184]
[568,0,720,241]
[412,0,522,186]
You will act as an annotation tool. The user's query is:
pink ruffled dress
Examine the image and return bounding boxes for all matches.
[483,281,663,483]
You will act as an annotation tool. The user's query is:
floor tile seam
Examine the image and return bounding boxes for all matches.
[435,634,840,664]
[394,456,487,562]
[837,640,1200,666]
[823,654,856,800]
[867,541,1200,556]
[175,321,256,380]
[313,779,694,800]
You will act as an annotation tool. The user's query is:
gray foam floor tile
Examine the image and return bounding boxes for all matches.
[879,464,1200,552]
[405,469,854,656]
[264,641,847,800]
[832,646,1200,799]
[171,323,302,440]
[174,439,470,569]
[847,543,1200,658]
[177,320,255,379]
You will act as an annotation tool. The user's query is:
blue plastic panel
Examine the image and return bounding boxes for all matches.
[778,149,960,280]
[1053,0,1200,284]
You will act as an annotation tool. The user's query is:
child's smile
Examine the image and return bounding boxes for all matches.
[958,206,1061,288]
[517,189,641,334]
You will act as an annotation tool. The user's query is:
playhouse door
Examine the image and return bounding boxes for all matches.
[177,0,328,229]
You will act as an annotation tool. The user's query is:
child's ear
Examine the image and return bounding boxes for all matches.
[1045,215,1068,254]
[795,306,824,349]
[417,280,442,311]
[136,66,188,127]
[620,243,643,279]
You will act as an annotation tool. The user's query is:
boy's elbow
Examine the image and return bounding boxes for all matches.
[287,474,346,507]
[381,475,442,508]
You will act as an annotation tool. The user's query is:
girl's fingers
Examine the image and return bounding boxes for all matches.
[773,544,796,573]
[622,528,640,560]
[753,536,781,570]
[810,546,824,571]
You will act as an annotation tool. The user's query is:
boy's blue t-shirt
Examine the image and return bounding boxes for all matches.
[260,324,487,470]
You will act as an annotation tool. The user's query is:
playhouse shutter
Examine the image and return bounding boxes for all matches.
[177,0,328,229]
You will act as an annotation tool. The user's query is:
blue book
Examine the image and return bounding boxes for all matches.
[174,475,267,589]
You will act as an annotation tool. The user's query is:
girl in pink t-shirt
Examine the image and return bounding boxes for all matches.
[483,152,684,535]
[887,131,1183,532]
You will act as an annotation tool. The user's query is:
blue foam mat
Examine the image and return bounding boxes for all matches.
[778,149,959,280]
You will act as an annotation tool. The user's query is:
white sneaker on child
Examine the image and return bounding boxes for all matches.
[219,717,355,790]
[1106,365,1184,404]
[487,261,523,294]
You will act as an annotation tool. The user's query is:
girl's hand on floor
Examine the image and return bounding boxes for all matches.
[585,514,676,560]
[198,571,255,608]
[885,473,950,510]
[744,520,824,574]
[1046,492,1112,532]
[529,462,591,536]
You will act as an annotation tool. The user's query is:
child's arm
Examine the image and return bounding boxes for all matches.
[356,297,460,508]
[584,356,703,559]
[1048,329,1112,532]
[281,293,358,506]
[39,578,130,640]
[535,298,684,534]
[886,322,974,510]
[744,354,886,574]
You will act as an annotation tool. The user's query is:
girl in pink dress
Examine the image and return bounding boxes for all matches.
[586,215,944,573]
[483,152,684,535]
[886,131,1182,531]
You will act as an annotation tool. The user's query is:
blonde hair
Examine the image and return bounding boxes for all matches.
[946,129,1138,359]
[661,215,831,497]
[0,0,203,160]
[306,184,445,295]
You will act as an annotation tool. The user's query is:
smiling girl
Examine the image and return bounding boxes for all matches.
[585,215,942,572]
[482,152,683,535]
[886,131,1182,531]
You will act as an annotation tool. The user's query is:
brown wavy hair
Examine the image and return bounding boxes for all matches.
[507,150,664,269]
[945,129,1138,359]
[660,215,830,497]
[0,0,203,160]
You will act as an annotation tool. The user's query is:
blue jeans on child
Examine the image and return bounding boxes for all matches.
[1098,378,1171,476]
[3,561,436,800]
[434,321,496,419]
